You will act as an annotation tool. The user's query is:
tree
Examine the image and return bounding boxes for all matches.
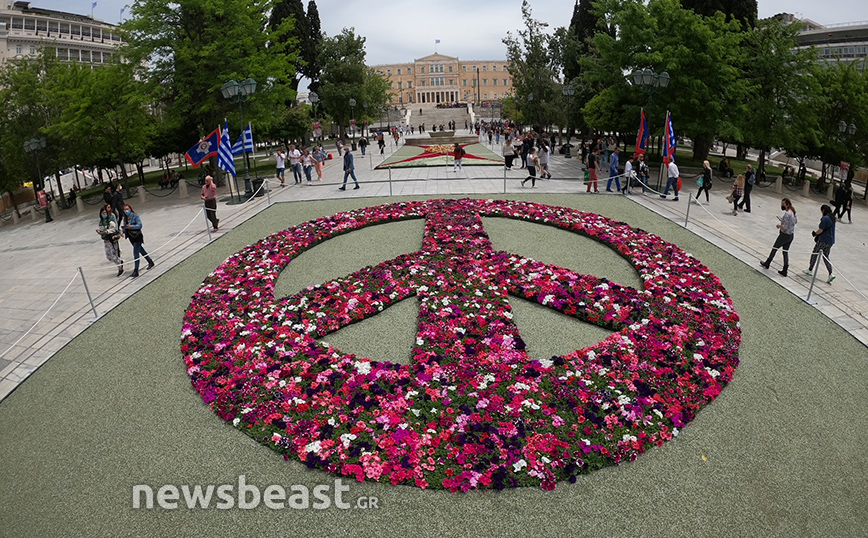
[317,28,388,141]
[584,0,745,161]
[680,0,758,29]
[303,1,323,91]
[124,0,297,149]
[270,0,307,93]
[503,1,560,133]
[739,18,819,172]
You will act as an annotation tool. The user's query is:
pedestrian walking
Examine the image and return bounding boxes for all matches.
[832,179,853,223]
[111,183,125,223]
[275,148,286,187]
[96,206,124,277]
[201,174,219,232]
[453,143,465,172]
[122,204,155,278]
[302,148,314,183]
[538,142,551,179]
[586,148,600,193]
[288,144,302,184]
[728,174,745,215]
[760,198,797,276]
[521,148,540,188]
[359,135,368,157]
[695,160,713,203]
[635,154,648,193]
[803,204,836,283]
[502,139,515,170]
[339,148,360,190]
[737,164,755,212]
[606,147,622,192]
[377,131,385,154]
[312,146,325,180]
[660,157,680,201]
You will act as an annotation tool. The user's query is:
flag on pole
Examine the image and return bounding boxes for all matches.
[217,122,236,177]
[663,110,676,164]
[634,108,649,158]
[92,2,98,8]
[184,127,221,168]
[435,39,441,44]
[120,7,125,17]
[231,123,254,155]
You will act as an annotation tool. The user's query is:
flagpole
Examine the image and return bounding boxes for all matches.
[222,119,238,203]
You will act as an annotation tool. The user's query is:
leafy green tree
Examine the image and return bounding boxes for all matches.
[303,1,323,92]
[124,0,298,148]
[739,18,819,171]
[584,0,744,161]
[317,28,388,141]
[270,0,307,93]
[503,1,560,133]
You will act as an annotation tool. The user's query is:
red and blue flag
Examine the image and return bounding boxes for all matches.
[663,111,676,164]
[184,127,221,168]
[634,108,649,158]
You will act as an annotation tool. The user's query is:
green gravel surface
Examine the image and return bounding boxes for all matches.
[1,194,866,538]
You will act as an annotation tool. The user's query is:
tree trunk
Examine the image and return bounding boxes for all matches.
[736,144,747,160]
[136,162,145,185]
[691,136,713,162]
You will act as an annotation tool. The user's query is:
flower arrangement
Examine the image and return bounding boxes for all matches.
[375,143,503,168]
[182,199,740,491]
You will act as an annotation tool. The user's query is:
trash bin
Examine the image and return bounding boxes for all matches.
[583,169,590,184]
[251,177,265,197]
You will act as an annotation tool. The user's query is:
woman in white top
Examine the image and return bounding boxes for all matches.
[538,143,551,179]
[760,198,797,277]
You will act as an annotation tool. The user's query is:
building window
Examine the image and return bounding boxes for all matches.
[408,81,413,88]
[493,65,497,72]
[422,80,426,86]
[421,66,425,73]
[398,82,402,89]
[484,93,488,99]
[483,65,487,72]
[494,93,498,99]
[387,69,392,75]
[15,45,22,55]
[504,79,508,86]
[397,68,401,75]
[448,65,453,72]
[24,18,35,30]
[71,25,80,36]
[463,79,467,86]
[56,48,68,61]
[37,20,47,32]
[48,22,59,33]
[82,26,91,38]
[483,79,488,86]
[81,50,91,62]
[462,65,466,72]
[59,23,68,34]
[448,79,453,85]
[11,18,23,30]
[473,65,477,71]
[30,46,36,55]
[493,79,498,86]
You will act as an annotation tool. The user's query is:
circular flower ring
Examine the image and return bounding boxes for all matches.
[182,199,740,491]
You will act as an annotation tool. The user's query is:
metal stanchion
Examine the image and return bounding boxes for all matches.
[265,178,272,206]
[684,191,692,228]
[503,165,507,194]
[204,208,212,242]
[805,251,822,302]
[389,167,393,196]
[78,266,99,321]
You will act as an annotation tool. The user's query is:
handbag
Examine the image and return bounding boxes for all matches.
[698,177,704,188]
[676,177,683,191]
[127,228,144,243]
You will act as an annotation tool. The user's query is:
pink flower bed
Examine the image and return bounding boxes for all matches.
[182,199,740,491]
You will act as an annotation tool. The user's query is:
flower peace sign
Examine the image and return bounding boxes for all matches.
[182,199,740,491]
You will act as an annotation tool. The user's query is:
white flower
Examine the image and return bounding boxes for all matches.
[340,433,357,448]
[513,459,528,472]
[355,361,372,375]
[538,358,553,369]
[305,440,322,453]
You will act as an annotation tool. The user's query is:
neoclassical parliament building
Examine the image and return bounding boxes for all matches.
[371,53,514,108]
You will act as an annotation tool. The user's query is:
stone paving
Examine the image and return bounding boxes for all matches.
[1,137,866,401]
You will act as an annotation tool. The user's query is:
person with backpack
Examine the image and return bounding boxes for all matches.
[803,204,837,283]
[452,143,465,172]
[521,148,540,188]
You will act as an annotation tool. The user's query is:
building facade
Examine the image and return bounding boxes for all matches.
[0,1,123,66]
[776,13,868,70]
[371,53,513,107]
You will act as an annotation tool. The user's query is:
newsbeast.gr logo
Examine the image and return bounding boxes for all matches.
[132,476,378,510]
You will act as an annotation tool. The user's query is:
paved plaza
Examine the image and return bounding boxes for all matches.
[1,137,866,402]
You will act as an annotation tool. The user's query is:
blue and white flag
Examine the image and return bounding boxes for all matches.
[435,39,441,44]
[217,122,236,177]
[92,2,98,8]
[184,127,220,168]
[231,123,254,155]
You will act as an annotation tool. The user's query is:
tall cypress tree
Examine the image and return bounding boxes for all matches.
[303,1,323,92]
[563,0,599,82]
[270,0,308,92]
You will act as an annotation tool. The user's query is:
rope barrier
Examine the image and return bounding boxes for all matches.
[142,184,179,197]
[0,272,80,360]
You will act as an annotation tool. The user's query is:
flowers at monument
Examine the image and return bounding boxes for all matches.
[181,199,740,491]
[375,143,503,168]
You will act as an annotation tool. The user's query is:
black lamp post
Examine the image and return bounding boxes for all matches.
[836,120,857,189]
[362,102,368,136]
[220,77,257,196]
[309,91,320,143]
[562,85,576,158]
[24,137,51,223]
[631,69,670,157]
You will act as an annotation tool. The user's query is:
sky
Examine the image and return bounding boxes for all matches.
[28,0,868,67]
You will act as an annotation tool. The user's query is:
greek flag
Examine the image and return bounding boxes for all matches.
[231,123,254,155]
[217,122,236,177]
[435,39,441,44]
[92,2,97,8]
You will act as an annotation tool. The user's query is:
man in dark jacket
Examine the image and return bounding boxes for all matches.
[111,184,125,223]
[339,148,360,191]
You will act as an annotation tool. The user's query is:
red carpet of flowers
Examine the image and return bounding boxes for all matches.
[181,199,740,491]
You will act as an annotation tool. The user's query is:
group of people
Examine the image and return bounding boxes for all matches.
[275,144,327,187]
[96,184,155,278]
[758,197,838,283]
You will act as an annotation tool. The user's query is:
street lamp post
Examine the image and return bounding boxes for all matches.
[349,98,357,150]
[309,91,320,143]
[362,102,368,137]
[631,69,670,158]
[24,137,51,223]
[562,85,576,158]
[220,77,257,196]
[834,120,857,191]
